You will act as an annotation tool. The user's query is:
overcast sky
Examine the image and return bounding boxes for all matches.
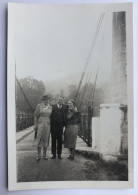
[12,4,112,84]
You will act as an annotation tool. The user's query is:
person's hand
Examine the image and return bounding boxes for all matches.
[74,107,78,112]
[69,105,73,110]
[34,125,37,131]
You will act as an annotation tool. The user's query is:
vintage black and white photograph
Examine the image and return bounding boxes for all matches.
[7,3,133,190]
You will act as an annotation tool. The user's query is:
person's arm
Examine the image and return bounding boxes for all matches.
[62,105,68,127]
[34,104,40,130]
[74,107,78,112]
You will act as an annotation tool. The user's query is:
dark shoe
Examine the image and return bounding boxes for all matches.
[51,155,56,159]
[36,157,40,161]
[43,157,48,160]
[70,156,74,161]
[68,155,71,159]
[58,155,62,159]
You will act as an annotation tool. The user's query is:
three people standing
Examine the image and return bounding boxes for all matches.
[34,95,80,161]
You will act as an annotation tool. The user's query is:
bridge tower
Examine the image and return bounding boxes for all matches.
[92,12,128,159]
[111,12,127,105]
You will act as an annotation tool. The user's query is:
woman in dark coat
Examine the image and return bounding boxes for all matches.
[64,99,81,160]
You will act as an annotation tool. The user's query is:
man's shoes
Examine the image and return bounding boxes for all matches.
[43,157,48,160]
[51,155,56,159]
[36,157,40,161]
[70,156,74,161]
[58,155,62,159]
[68,155,71,159]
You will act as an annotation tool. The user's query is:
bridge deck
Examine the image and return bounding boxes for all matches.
[16,126,128,182]
[16,126,91,150]
[16,126,90,182]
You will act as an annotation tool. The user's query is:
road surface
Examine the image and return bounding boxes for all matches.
[17,131,128,182]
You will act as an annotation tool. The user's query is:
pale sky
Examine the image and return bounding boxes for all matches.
[12,4,112,84]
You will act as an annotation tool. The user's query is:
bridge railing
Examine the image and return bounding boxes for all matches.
[78,113,88,142]
[16,113,34,132]
[78,112,92,147]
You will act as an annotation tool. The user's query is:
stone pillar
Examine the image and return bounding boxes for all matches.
[99,104,124,160]
[92,12,128,161]
[92,117,100,149]
[120,106,128,154]
[111,12,127,105]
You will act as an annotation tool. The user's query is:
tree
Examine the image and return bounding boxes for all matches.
[68,85,77,99]
[60,89,64,97]
[16,76,45,113]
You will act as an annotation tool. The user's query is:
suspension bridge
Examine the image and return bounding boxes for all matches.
[15,11,128,182]
[16,12,106,145]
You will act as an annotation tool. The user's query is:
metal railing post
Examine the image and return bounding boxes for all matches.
[87,106,93,147]
[16,113,34,132]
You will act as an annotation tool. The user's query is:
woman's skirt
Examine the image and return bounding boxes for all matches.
[64,125,78,148]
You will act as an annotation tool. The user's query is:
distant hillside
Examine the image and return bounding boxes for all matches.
[44,73,81,96]
[44,72,111,98]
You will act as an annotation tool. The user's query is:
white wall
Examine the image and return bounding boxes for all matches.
[99,104,123,155]
[92,117,100,150]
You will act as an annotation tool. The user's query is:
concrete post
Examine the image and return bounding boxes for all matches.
[92,117,100,150]
[111,12,127,105]
[99,104,124,159]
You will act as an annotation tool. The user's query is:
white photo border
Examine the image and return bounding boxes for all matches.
[7,2,134,191]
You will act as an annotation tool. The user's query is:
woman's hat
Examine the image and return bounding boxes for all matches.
[41,95,51,100]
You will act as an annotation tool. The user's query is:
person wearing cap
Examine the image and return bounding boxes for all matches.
[34,95,52,161]
[50,96,68,159]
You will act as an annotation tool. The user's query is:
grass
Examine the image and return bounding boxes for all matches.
[76,150,128,181]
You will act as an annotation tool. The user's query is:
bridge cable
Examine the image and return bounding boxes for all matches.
[79,72,89,108]
[79,70,93,109]
[15,60,34,113]
[16,75,34,113]
[87,65,99,107]
[86,12,108,109]
[74,12,105,101]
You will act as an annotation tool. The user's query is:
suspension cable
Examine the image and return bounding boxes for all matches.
[86,12,108,108]
[79,70,93,109]
[16,75,34,113]
[74,12,105,101]
[79,72,89,108]
[87,65,99,107]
